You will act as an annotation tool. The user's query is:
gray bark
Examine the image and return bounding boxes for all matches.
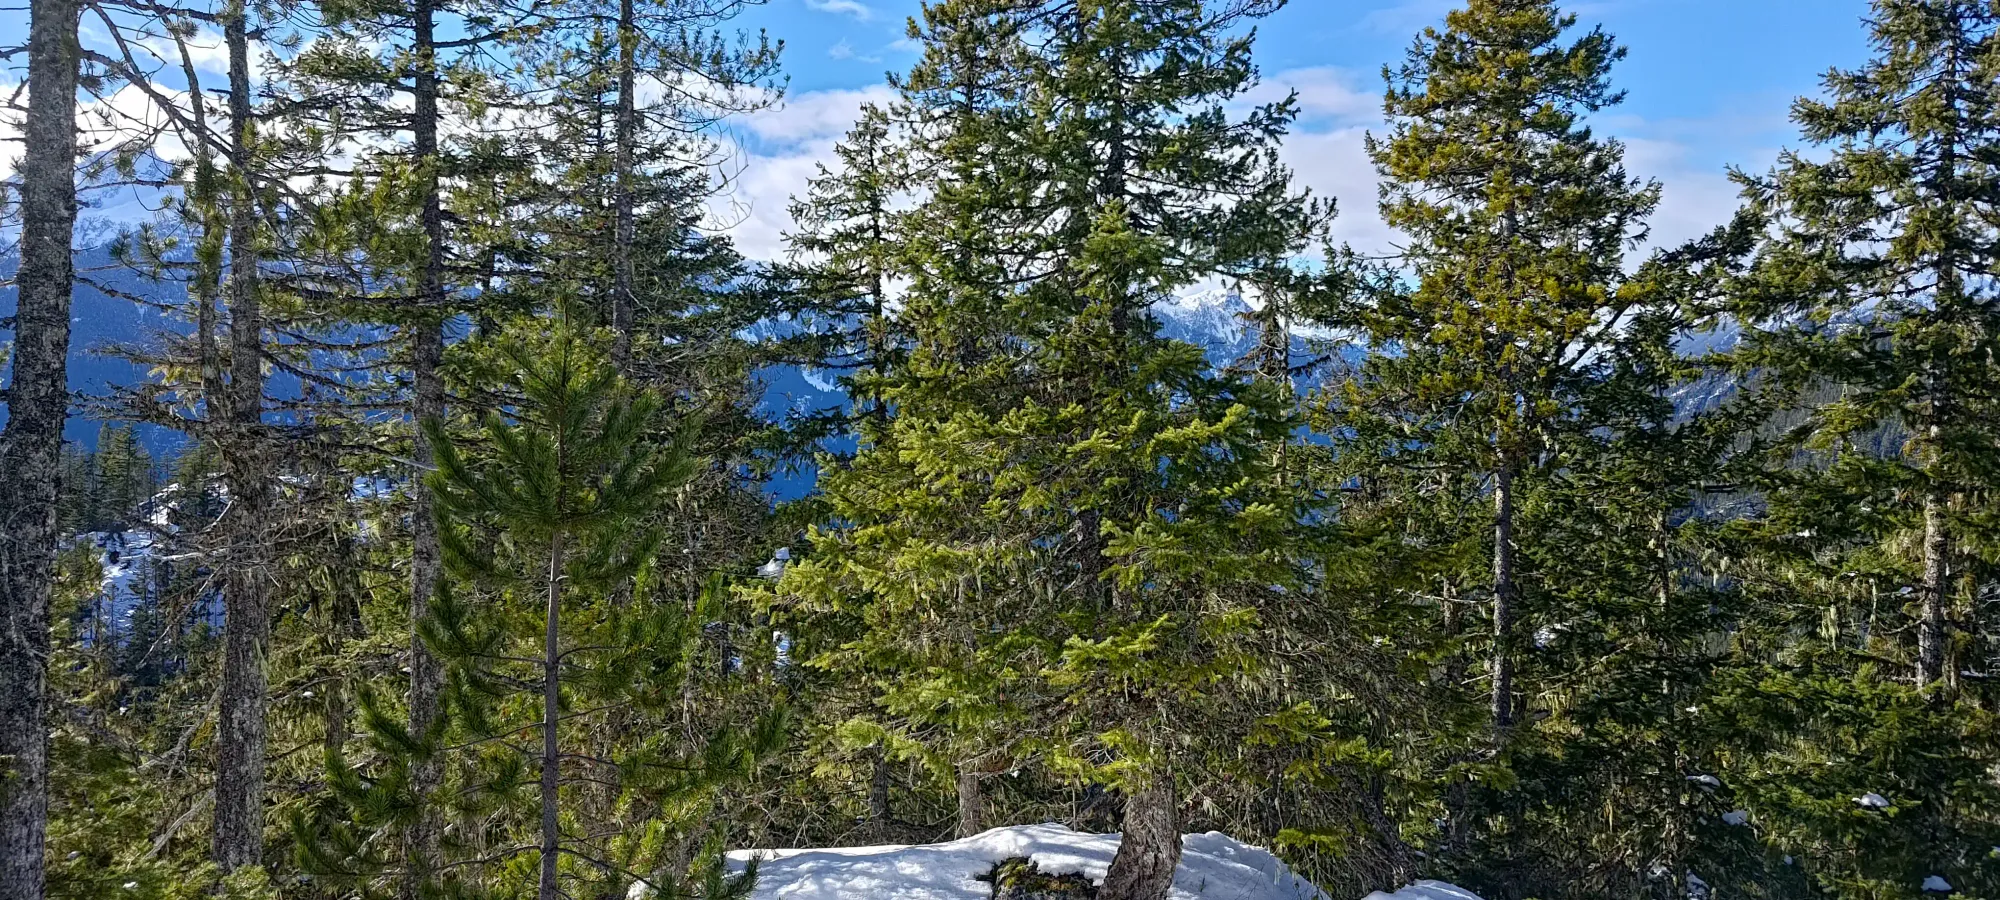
[610,0,637,373]
[540,534,566,900]
[1917,18,1964,690]
[0,1,78,897]
[1918,487,1949,686]
[867,742,892,838]
[213,0,272,871]
[403,0,448,893]
[1100,777,1180,900]
[955,764,983,839]
[1491,463,1517,732]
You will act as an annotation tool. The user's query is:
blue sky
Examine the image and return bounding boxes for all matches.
[713,0,1875,260]
[2,0,1879,263]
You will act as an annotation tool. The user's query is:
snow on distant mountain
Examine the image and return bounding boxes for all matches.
[1157,284,1255,354]
[69,480,227,645]
[10,233,1720,504]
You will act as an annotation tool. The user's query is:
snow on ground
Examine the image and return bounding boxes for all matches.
[724,823,1480,900]
[76,529,160,643]
[1361,883,1484,900]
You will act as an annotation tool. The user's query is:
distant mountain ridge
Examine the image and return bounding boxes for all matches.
[10,246,1734,501]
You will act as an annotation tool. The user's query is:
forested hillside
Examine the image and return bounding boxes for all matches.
[3,2,2000,900]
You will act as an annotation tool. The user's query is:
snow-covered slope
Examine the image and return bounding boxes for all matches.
[724,823,1480,900]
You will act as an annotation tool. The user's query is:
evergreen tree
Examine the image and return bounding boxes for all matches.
[1325,0,1662,738]
[783,103,909,431]
[775,3,1329,898]
[1695,2,2000,895]
[1733,0,2000,690]
[302,320,781,900]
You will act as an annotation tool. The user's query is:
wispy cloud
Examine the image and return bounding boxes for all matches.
[805,0,873,20]
[828,40,882,63]
[1356,0,1455,36]
[1240,66,1380,125]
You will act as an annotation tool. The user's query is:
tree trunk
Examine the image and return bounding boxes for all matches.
[214,0,272,871]
[403,0,448,894]
[609,0,637,373]
[1490,463,1517,732]
[867,742,892,838]
[955,763,983,839]
[324,532,368,761]
[1917,486,1949,686]
[0,1,77,897]
[1438,575,1467,852]
[1100,777,1179,900]
[540,534,566,900]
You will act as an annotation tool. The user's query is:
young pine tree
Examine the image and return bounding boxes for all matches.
[302,320,780,900]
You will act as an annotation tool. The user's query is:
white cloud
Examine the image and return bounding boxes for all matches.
[738,84,896,145]
[827,40,882,64]
[1242,66,1380,126]
[805,0,873,20]
[709,84,896,260]
[1278,125,1396,255]
[711,134,841,262]
[706,63,1766,272]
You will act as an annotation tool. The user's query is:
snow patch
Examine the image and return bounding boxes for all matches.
[1362,882,1484,900]
[720,823,1361,900]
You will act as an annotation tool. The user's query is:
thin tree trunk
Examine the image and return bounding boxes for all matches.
[540,533,566,900]
[955,763,983,839]
[324,532,368,761]
[1100,776,1180,900]
[1918,486,1949,686]
[867,741,892,838]
[610,0,637,373]
[214,0,271,870]
[1,3,77,897]
[1439,575,1467,851]
[1491,462,1517,732]
[404,0,448,893]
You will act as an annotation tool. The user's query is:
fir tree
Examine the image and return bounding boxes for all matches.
[1326,0,1663,739]
[1733,0,2000,690]
[776,3,1328,898]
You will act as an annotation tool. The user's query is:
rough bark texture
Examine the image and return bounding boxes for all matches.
[955,764,984,839]
[610,0,637,373]
[402,0,448,893]
[0,1,77,897]
[1490,463,1517,732]
[540,534,566,900]
[1099,778,1179,900]
[213,0,271,870]
[1918,486,1949,686]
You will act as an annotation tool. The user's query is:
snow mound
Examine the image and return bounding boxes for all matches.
[1362,883,1485,900]
[725,823,1337,899]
